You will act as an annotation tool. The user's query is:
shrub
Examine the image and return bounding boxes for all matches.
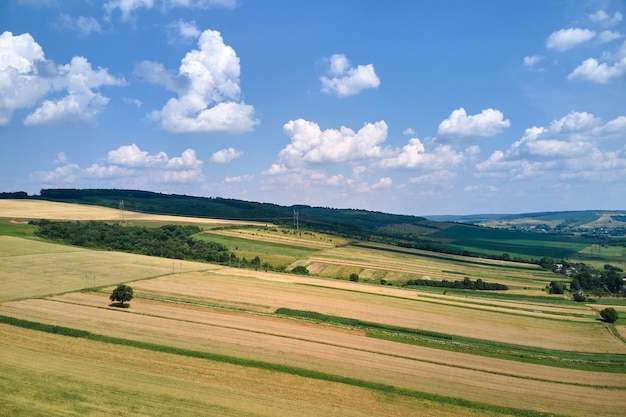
[291,266,309,275]
[599,308,619,323]
[572,292,586,302]
[349,273,359,282]
[548,281,565,294]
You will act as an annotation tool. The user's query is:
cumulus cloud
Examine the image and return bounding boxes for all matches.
[568,56,626,83]
[376,139,465,170]
[320,54,380,97]
[0,31,123,126]
[32,144,204,186]
[210,147,243,163]
[476,111,626,181]
[147,29,257,133]
[438,108,510,137]
[26,56,124,125]
[278,119,387,167]
[546,28,596,51]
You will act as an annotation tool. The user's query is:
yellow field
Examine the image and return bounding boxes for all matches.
[1,203,625,417]
[0,199,261,226]
[0,235,217,302]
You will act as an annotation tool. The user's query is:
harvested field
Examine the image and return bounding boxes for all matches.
[2,210,625,417]
[0,236,216,301]
[307,244,556,289]
[131,269,625,353]
[2,325,484,417]
[1,294,624,417]
[0,199,261,226]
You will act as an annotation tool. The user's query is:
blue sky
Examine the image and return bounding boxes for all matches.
[1,0,625,215]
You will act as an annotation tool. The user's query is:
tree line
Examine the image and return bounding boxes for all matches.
[405,277,508,291]
[33,220,232,263]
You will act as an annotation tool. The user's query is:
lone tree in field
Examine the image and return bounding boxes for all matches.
[600,307,619,323]
[110,284,134,307]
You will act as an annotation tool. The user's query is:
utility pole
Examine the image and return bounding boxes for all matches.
[293,209,299,232]
[119,200,125,222]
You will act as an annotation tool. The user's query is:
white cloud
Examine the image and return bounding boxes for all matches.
[476,111,626,181]
[134,60,188,93]
[523,55,544,71]
[122,97,142,107]
[377,139,465,169]
[210,147,243,163]
[56,14,102,36]
[0,32,123,126]
[409,170,457,184]
[589,10,623,26]
[104,0,154,21]
[54,152,68,164]
[568,56,626,83]
[438,108,510,137]
[24,56,124,125]
[225,174,253,183]
[546,28,596,51]
[371,177,392,189]
[32,144,204,186]
[278,119,387,167]
[148,29,258,133]
[320,54,380,97]
[163,0,237,9]
[105,0,236,21]
[167,19,201,42]
[0,32,50,125]
[599,30,624,43]
[107,144,202,170]
[402,128,416,136]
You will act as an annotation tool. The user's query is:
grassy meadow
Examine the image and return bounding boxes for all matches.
[1,200,625,417]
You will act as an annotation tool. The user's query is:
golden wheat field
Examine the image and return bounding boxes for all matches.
[1,200,625,417]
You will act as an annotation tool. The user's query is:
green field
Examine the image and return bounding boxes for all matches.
[1,201,625,417]
[428,224,590,259]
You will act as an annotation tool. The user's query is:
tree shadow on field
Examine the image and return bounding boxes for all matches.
[109,302,130,309]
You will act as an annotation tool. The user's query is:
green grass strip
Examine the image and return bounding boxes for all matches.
[274,308,626,373]
[0,314,568,417]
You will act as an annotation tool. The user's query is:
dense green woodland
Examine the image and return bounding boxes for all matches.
[34,221,232,263]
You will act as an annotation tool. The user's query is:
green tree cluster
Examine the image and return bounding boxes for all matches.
[405,277,508,291]
[33,221,231,263]
[541,258,625,296]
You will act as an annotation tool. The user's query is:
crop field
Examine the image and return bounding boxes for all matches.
[0,199,261,226]
[428,224,590,259]
[1,200,625,417]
